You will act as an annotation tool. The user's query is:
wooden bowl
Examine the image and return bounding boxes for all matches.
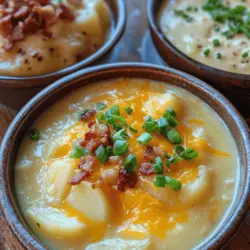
[148,0,250,117]
[0,0,126,109]
[0,63,250,249]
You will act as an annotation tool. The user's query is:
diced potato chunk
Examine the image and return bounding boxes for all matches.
[180,165,211,205]
[86,238,150,250]
[143,93,183,119]
[26,207,86,238]
[66,181,108,222]
[139,176,178,206]
[47,159,77,205]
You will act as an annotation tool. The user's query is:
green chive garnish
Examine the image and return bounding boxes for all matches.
[153,176,167,188]
[124,107,133,114]
[242,52,249,58]
[113,129,128,141]
[213,39,220,47]
[216,53,222,59]
[129,125,138,133]
[166,129,182,144]
[137,132,153,144]
[143,116,158,133]
[70,145,89,159]
[165,176,182,190]
[124,154,138,173]
[95,145,109,164]
[152,156,164,174]
[113,140,129,156]
[28,129,41,141]
[179,148,198,160]
[203,48,210,56]
[158,117,169,134]
[163,108,176,118]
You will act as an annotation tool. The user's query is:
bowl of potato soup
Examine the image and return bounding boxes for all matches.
[0,63,250,250]
[0,0,125,108]
[148,0,250,115]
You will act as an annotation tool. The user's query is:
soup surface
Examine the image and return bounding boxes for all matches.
[159,0,250,74]
[0,0,111,76]
[15,79,238,250]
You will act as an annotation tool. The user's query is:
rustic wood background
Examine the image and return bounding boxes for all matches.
[0,1,249,249]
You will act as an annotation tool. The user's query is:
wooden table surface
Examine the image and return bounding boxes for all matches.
[0,1,250,249]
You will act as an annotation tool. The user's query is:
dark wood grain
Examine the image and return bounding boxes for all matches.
[0,0,249,249]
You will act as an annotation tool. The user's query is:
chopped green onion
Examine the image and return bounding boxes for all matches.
[113,140,129,156]
[166,116,178,127]
[216,53,222,59]
[166,155,181,167]
[124,107,133,115]
[153,176,167,187]
[137,132,153,144]
[106,115,127,126]
[95,102,106,111]
[158,117,169,134]
[179,148,198,160]
[113,124,123,132]
[213,39,220,47]
[124,154,138,172]
[106,146,113,156]
[164,153,171,159]
[70,145,89,159]
[95,145,109,164]
[203,48,210,56]
[153,156,164,174]
[129,125,138,133]
[214,26,220,32]
[143,116,158,133]
[165,176,182,191]
[242,52,249,58]
[105,105,120,118]
[174,145,185,155]
[28,129,41,141]
[97,113,106,123]
[166,129,182,144]
[163,108,176,118]
[113,129,128,141]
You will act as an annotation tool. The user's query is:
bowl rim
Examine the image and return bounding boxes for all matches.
[147,0,250,83]
[1,62,250,250]
[0,0,126,89]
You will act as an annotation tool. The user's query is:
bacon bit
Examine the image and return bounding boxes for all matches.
[0,0,76,51]
[78,155,95,171]
[99,125,111,146]
[85,138,101,153]
[67,0,82,7]
[88,120,96,128]
[144,145,155,161]
[102,168,119,185]
[68,170,93,185]
[152,146,165,158]
[58,4,74,20]
[108,156,124,166]
[80,109,96,122]
[117,169,138,192]
[84,131,97,141]
[144,145,165,160]
[140,163,154,176]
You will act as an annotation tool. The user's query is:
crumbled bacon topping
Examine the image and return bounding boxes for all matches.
[117,169,138,192]
[78,155,95,171]
[80,109,96,122]
[140,163,155,176]
[0,0,75,51]
[68,169,93,186]
[144,145,165,160]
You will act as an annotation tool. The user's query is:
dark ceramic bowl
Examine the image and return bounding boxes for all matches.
[0,0,126,109]
[0,63,250,250]
[148,0,250,117]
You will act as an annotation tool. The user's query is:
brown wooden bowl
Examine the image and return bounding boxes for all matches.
[0,0,126,110]
[148,0,250,117]
[0,63,250,250]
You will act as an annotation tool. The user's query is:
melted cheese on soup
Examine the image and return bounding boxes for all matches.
[0,0,111,76]
[15,79,238,250]
[159,0,250,74]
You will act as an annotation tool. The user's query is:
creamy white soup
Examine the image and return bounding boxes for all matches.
[0,0,111,76]
[159,0,250,74]
[15,79,238,250]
